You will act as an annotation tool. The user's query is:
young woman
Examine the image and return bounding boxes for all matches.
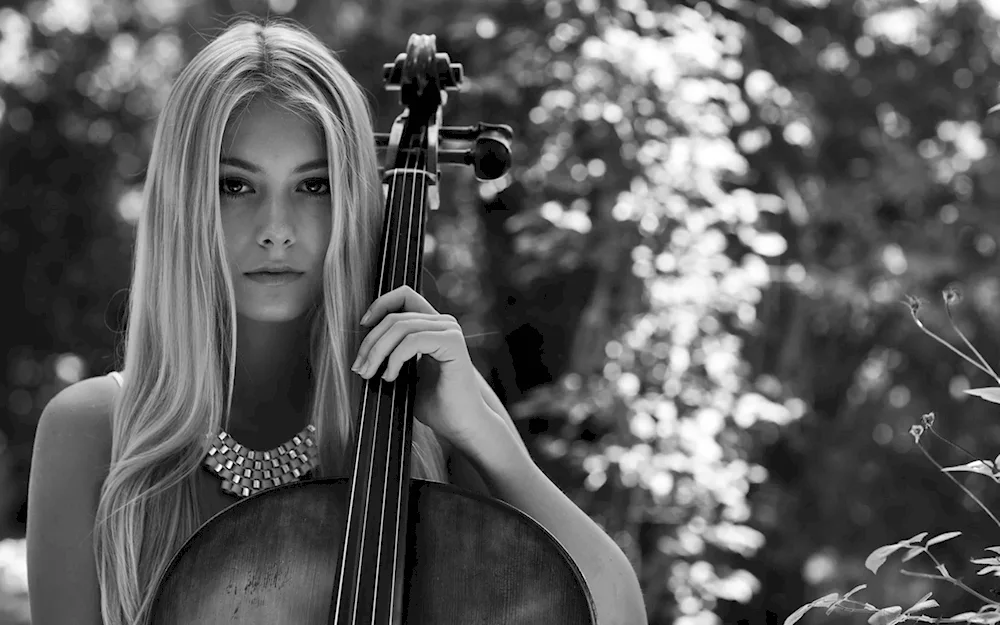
[25,17,646,625]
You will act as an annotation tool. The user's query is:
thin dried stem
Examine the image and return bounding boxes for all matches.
[906,301,999,382]
[944,293,1000,384]
[927,427,988,465]
[916,443,1000,531]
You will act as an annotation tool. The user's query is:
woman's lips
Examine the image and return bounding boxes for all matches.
[244,271,304,285]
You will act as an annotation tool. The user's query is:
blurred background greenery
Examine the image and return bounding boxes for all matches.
[7,0,1000,623]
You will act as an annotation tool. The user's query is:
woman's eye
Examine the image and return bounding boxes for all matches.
[302,178,331,195]
[220,178,249,196]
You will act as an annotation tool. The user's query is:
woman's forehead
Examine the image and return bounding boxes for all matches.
[222,100,327,162]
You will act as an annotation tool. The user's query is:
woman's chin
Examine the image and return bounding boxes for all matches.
[237,306,311,324]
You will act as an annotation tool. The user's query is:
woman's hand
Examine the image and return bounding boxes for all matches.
[351,285,491,451]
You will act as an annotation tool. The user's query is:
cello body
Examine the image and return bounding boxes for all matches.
[149,478,596,624]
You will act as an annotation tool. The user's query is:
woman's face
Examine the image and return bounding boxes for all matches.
[219,98,332,323]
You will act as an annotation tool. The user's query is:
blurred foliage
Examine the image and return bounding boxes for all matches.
[10,0,1000,624]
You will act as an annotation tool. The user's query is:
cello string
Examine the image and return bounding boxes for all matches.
[360,139,411,624]
[368,124,420,625]
[334,144,367,622]
[336,122,406,625]
[355,122,424,624]
[383,125,428,625]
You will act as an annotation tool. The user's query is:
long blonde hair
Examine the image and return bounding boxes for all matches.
[94,17,447,625]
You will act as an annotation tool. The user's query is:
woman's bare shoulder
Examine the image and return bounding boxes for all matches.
[34,375,117,456]
[29,373,119,504]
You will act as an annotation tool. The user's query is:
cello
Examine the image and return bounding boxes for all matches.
[147,34,598,624]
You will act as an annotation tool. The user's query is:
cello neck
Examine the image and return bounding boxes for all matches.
[330,115,436,624]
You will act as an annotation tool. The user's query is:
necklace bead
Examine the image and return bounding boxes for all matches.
[203,424,317,498]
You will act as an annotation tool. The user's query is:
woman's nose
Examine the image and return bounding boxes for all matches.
[257,195,296,246]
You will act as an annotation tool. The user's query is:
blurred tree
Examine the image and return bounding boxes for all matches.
[712,0,1000,623]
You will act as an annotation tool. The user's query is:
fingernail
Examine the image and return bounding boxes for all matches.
[360,310,372,325]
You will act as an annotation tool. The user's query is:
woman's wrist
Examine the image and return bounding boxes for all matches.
[448,405,536,487]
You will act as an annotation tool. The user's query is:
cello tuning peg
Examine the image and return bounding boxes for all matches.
[471,132,512,181]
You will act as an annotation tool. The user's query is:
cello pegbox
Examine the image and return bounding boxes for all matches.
[381,34,463,97]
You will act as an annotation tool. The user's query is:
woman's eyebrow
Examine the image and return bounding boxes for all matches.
[220,156,329,173]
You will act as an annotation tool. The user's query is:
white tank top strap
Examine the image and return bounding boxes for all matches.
[108,371,124,388]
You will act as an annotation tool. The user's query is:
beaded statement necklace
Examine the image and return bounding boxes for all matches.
[203,423,317,498]
[108,371,318,499]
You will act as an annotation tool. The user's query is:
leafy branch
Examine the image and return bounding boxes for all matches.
[787,288,1000,625]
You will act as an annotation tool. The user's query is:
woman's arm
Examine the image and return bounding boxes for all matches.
[26,377,114,625]
[353,288,647,624]
[461,370,649,625]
